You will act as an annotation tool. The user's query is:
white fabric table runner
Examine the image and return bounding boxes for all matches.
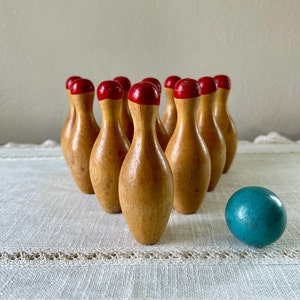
[0,134,299,299]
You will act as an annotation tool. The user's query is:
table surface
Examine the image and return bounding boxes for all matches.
[0,134,300,299]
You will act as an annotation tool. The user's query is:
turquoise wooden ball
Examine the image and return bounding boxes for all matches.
[225,186,287,247]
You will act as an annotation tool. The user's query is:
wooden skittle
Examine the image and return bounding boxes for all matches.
[141,77,169,150]
[113,76,134,142]
[213,75,238,173]
[162,75,181,139]
[165,78,211,214]
[197,77,226,191]
[68,78,100,194]
[61,76,81,161]
[119,82,173,245]
[90,80,130,213]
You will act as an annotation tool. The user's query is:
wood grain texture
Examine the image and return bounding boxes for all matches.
[156,115,169,151]
[162,87,177,139]
[90,99,130,213]
[165,96,211,214]
[68,91,100,194]
[119,102,173,245]
[198,92,226,191]
[61,89,76,162]
[214,88,238,173]
[119,91,134,143]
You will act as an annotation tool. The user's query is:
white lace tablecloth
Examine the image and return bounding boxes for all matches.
[1,133,300,299]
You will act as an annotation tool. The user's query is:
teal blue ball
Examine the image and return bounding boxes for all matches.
[225,186,287,247]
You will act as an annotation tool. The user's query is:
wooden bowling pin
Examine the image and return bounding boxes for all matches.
[213,75,238,173]
[119,82,173,245]
[90,81,130,213]
[61,76,81,161]
[113,76,134,142]
[162,75,181,139]
[197,77,226,191]
[141,77,169,150]
[68,78,100,194]
[165,78,211,214]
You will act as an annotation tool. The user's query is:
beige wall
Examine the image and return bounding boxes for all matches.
[1,0,299,144]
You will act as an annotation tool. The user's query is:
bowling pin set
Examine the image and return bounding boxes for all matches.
[61,75,238,245]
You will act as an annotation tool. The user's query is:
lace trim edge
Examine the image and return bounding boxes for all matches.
[0,249,299,262]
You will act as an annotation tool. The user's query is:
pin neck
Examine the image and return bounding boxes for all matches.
[164,89,176,112]
[129,103,159,146]
[66,90,76,115]
[215,89,230,115]
[72,92,94,115]
[120,91,131,114]
[100,102,124,138]
[215,89,229,104]
[72,93,99,135]
[174,98,200,138]
[175,98,199,121]
[199,93,215,113]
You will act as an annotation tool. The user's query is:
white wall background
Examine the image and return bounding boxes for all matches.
[1,0,299,144]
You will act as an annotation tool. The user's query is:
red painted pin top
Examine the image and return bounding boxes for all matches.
[113,76,131,91]
[97,80,123,101]
[142,77,162,94]
[71,78,94,95]
[214,75,231,90]
[164,76,181,89]
[128,82,160,106]
[174,78,201,99]
[65,76,81,90]
[197,77,217,95]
